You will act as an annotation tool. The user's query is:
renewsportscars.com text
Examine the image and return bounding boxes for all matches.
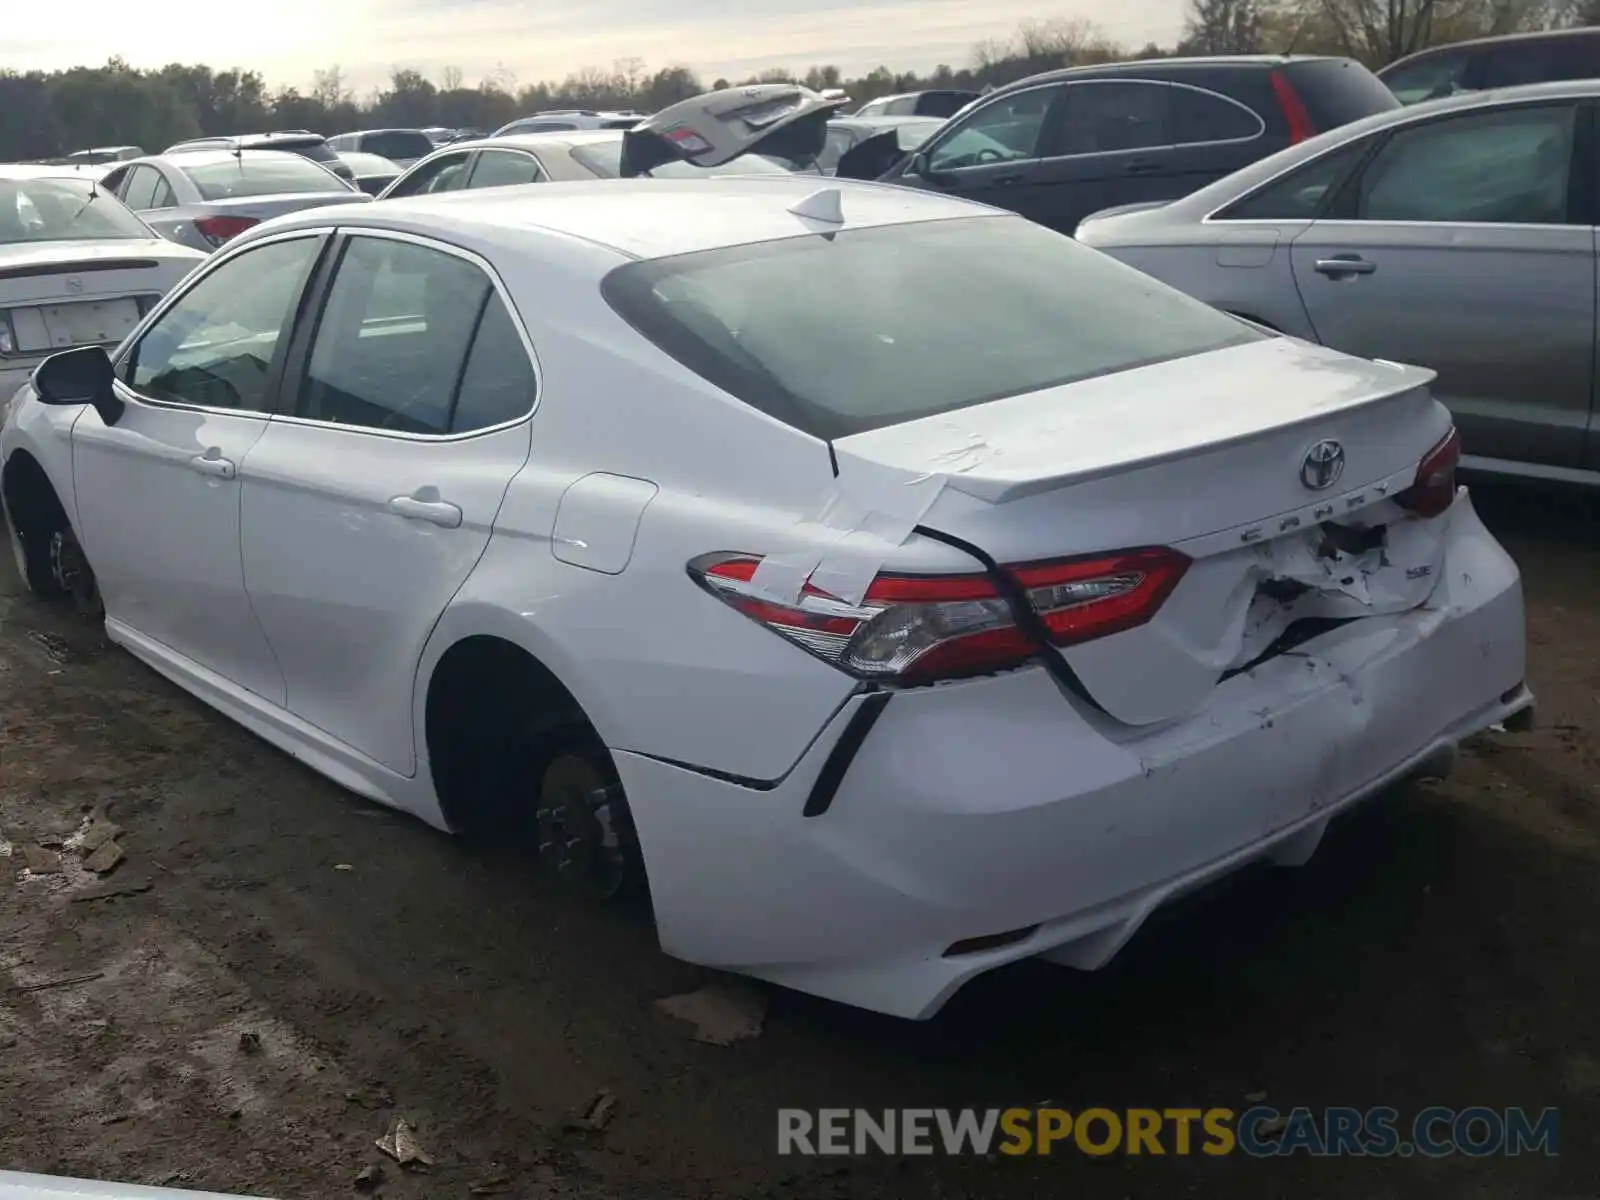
[777,1106,1559,1158]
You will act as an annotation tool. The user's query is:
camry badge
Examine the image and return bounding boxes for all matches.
[1300,439,1345,491]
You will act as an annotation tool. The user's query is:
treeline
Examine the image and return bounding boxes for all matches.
[2,1,1595,161]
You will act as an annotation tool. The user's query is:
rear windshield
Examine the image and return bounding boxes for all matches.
[362,131,435,160]
[0,178,152,244]
[1283,59,1401,129]
[603,215,1262,439]
[185,155,346,200]
[567,141,795,179]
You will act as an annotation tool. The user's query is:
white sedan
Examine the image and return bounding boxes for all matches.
[0,175,1530,1019]
[0,165,204,412]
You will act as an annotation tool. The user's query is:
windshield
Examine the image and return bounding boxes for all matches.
[567,140,795,179]
[0,178,152,244]
[185,155,348,200]
[602,215,1262,440]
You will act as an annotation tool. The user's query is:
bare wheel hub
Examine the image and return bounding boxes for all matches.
[48,527,100,615]
[535,755,633,901]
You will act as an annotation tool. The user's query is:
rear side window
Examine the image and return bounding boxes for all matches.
[602,215,1261,440]
[1282,59,1401,129]
[1216,139,1369,220]
[468,149,545,188]
[297,237,533,435]
[185,155,343,200]
[121,166,160,211]
[1482,37,1600,88]
[1170,87,1263,144]
[362,131,435,160]
[1051,82,1170,155]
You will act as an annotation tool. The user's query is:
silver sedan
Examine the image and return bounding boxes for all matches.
[1076,79,1598,484]
[98,150,371,253]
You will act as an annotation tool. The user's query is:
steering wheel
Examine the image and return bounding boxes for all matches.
[974,147,1007,165]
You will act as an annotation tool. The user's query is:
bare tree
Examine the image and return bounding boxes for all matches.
[310,65,348,110]
[1183,0,1269,52]
[440,65,464,92]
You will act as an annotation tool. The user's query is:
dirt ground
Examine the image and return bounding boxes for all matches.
[1,482,1597,1200]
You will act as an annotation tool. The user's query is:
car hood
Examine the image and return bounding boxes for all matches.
[0,238,205,273]
[619,84,851,177]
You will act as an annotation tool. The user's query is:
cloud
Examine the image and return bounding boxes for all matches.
[13,0,1184,92]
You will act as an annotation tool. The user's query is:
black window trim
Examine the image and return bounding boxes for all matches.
[271,226,542,443]
[111,229,333,418]
[463,147,548,189]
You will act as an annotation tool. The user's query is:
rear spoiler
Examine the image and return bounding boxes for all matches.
[619,83,851,177]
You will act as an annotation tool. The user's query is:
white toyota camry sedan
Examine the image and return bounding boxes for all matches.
[0,175,1530,1019]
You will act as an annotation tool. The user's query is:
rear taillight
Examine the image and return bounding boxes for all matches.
[688,547,1190,684]
[194,215,259,248]
[1269,70,1317,144]
[1396,426,1461,519]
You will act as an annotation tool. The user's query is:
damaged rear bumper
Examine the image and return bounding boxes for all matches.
[617,492,1527,1019]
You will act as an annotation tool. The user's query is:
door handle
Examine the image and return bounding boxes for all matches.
[188,453,236,479]
[992,172,1026,186]
[388,495,463,529]
[1314,256,1377,278]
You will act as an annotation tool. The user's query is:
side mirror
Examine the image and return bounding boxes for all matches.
[33,346,123,427]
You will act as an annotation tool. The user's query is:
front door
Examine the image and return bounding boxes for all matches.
[893,84,1066,227]
[1289,99,1595,469]
[73,233,326,703]
[239,232,535,775]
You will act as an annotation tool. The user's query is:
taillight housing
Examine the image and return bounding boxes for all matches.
[688,547,1190,684]
[1396,426,1461,519]
[194,215,260,248]
[1269,70,1316,144]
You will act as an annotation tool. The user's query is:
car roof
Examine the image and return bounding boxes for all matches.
[995,53,1346,94]
[274,175,995,260]
[146,148,326,168]
[1380,24,1600,71]
[0,164,107,181]
[337,151,402,172]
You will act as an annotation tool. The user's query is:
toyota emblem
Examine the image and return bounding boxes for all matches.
[1300,439,1346,490]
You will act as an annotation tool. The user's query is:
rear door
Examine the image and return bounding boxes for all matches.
[895,83,1066,225]
[238,230,536,775]
[1027,79,1267,233]
[1289,98,1594,469]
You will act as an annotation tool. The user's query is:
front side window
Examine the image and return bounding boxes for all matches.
[183,154,345,200]
[1355,103,1575,225]
[0,177,155,245]
[1216,139,1370,220]
[387,152,473,197]
[467,150,545,189]
[126,236,320,412]
[296,236,533,435]
[1050,81,1170,156]
[925,87,1058,171]
[603,214,1261,440]
[1382,52,1473,104]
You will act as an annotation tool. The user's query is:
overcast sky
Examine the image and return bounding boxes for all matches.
[12,0,1184,93]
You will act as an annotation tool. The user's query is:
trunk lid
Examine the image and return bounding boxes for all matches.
[832,336,1454,726]
[198,192,371,222]
[620,83,851,177]
[0,239,202,355]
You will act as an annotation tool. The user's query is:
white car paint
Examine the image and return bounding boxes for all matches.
[0,176,1530,1019]
[0,171,206,410]
[0,1172,269,1200]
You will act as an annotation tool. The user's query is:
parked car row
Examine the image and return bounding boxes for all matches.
[0,37,1581,1018]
